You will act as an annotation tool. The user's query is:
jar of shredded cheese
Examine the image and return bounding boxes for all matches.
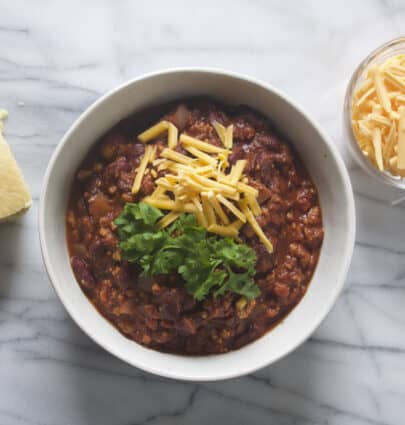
[344,36,405,189]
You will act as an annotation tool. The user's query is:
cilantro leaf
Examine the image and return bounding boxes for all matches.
[115,202,163,235]
[120,231,166,261]
[114,202,260,301]
[210,238,257,271]
[130,202,164,225]
[143,245,185,276]
[214,266,260,299]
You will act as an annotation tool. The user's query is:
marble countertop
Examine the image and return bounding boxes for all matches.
[1,1,405,424]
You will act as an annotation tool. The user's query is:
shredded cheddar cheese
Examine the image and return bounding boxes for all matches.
[201,192,217,226]
[225,124,234,149]
[351,54,405,175]
[229,160,247,185]
[183,146,218,166]
[180,134,225,154]
[131,145,153,194]
[216,194,246,223]
[213,121,234,149]
[156,211,180,229]
[207,224,238,238]
[134,119,274,252]
[207,190,230,224]
[138,120,178,149]
[246,192,262,216]
[398,106,405,169]
[240,201,273,253]
[372,127,384,171]
[213,121,227,144]
[161,148,194,165]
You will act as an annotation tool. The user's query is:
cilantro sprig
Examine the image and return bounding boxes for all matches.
[114,202,260,301]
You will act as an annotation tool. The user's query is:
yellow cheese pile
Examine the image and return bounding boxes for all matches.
[0,110,31,222]
[132,120,273,253]
[351,54,405,176]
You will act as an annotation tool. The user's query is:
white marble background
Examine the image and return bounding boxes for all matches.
[0,1,405,424]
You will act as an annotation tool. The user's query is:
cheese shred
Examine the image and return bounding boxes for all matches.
[157,211,181,229]
[351,54,405,177]
[398,106,405,169]
[132,145,153,194]
[240,201,273,253]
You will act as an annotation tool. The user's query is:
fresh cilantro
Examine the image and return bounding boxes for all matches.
[114,202,260,301]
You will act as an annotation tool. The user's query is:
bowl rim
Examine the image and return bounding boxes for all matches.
[39,67,356,381]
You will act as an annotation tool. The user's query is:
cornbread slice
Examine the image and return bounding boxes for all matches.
[0,110,31,222]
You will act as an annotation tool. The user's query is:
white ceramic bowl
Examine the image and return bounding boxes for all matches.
[39,69,355,381]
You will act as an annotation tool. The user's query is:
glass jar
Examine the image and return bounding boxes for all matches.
[343,36,405,189]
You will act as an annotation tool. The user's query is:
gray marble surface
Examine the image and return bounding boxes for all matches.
[1,1,405,424]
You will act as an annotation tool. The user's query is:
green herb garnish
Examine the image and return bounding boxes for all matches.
[114,202,260,301]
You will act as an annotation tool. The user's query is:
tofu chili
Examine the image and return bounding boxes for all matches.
[66,99,324,355]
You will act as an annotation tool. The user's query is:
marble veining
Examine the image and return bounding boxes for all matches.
[0,1,405,424]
